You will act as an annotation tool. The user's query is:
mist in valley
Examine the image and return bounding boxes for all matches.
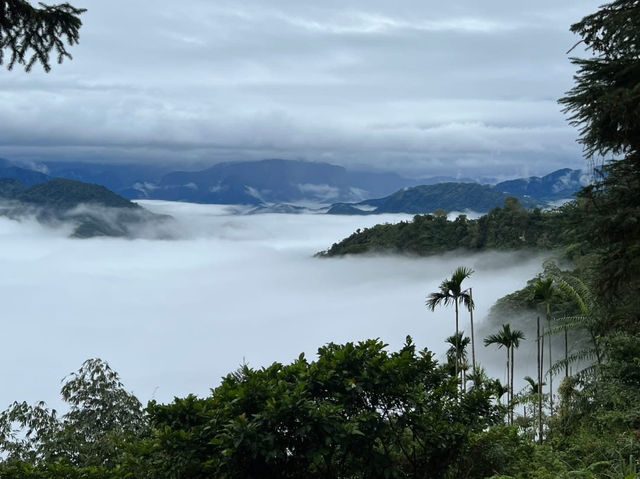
[1,201,549,411]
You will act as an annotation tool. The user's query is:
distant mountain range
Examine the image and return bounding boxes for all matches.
[2,158,420,204]
[493,168,588,201]
[326,183,526,215]
[0,157,588,215]
[326,168,588,215]
[0,158,50,186]
[133,159,421,205]
[0,177,169,238]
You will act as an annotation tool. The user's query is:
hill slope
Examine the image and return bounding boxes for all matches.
[319,199,577,257]
[0,179,168,238]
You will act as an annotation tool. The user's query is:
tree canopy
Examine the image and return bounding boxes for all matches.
[559,0,640,328]
[148,338,502,479]
[560,0,640,159]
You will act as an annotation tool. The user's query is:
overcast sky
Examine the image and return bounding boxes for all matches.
[1,0,602,178]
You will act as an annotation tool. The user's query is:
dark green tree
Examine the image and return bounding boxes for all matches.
[0,0,86,72]
[148,338,501,479]
[0,359,147,469]
[559,0,640,159]
[559,0,640,330]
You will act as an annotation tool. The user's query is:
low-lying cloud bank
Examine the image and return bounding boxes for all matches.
[1,201,546,410]
[0,200,172,239]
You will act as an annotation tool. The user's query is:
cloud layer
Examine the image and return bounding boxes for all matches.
[0,202,546,410]
[1,0,601,177]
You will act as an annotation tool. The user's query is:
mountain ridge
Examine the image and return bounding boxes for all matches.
[0,157,586,212]
[326,168,586,215]
[0,178,169,238]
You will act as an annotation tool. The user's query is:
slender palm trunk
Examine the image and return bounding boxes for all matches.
[506,347,511,425]
[510,344,515,425]
[469,288,476,379]
[540,326,545,440]
[547,314,553,418]
[537,316,543,444]
[454,299,460,387]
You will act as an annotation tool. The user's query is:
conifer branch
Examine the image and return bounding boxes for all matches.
[0,0,86,72]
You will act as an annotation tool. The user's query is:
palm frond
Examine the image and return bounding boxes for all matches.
[426,289,450,310]
[543,315,593,336]
[523,376,537,390]
[510,329,526,347]
[574,363,598,382]
[459,291,474,311]
[533,278,554,302]
[451,266,474,285]
[550,275,589,315]
[548,348,599,376]
[484,332,507,348]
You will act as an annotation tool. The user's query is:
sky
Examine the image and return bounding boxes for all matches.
[0,202,548,410]
[1,0,602,178]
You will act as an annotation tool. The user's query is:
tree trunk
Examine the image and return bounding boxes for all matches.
[454,299,459,389]
[469,288,476,380]
[463,368,467,391]
[537,316,543,444]
[510,345,515,426]
[548,315,553,419]
[506,348,511,425]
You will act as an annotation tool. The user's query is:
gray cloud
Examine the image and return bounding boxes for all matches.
[0,202,547,410]
[0,0,601,177]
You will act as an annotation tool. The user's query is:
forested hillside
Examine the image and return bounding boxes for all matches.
[0,178,168,238]
[319,198,579,257]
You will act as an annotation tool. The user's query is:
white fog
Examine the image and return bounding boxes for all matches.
[0,201,546,411]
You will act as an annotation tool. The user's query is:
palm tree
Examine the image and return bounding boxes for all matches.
[445,332,470,387]
[508,326,525,426]
[426,266,474,382]
[533,278,556,416]
[523,376,545,398]
[467,287,477,379]
[536,316,544,444]
[493,381,510,406]
[466,364,489,390]
[484,324,525,425]
[520,376,546,442]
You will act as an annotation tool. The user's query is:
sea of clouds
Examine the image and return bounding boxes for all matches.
[0,201,547,410]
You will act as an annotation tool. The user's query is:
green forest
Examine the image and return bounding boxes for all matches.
[1,1,640,478]
[317,198,579,257]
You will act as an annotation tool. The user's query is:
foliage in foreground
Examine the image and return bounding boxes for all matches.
[0,341,510,479]
[147,338,502,479]
[1,331,638,479]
